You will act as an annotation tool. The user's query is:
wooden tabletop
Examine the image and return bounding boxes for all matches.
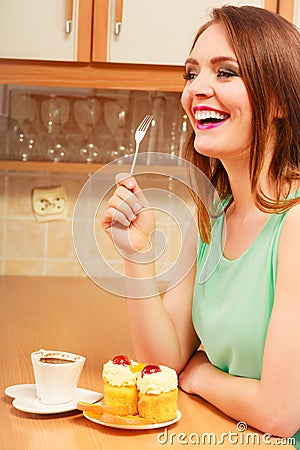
[0,276,284,450]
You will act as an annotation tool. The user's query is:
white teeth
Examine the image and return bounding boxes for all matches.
[194,110,228,121]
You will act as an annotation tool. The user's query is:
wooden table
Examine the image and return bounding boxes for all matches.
[0,276,284,450]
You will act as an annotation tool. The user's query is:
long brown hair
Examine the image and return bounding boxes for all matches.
[183,5,300,243]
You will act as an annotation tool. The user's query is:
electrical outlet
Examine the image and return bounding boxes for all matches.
[32,186,68,222]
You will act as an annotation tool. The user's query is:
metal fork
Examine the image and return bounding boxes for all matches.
[130,114,153,174]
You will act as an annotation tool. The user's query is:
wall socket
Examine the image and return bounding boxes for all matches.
[32,186,68,222]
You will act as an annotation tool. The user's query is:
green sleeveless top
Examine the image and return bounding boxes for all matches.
[192,200,300,448]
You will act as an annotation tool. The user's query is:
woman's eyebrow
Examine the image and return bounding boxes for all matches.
[185,56,239,66]
[184,57,199,66]
[210,56,238,65]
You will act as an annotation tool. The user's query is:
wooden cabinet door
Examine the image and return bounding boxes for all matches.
[0,0,93,61]
[291,0,299,26]
[97,0,265,65]
[0,0,278,64]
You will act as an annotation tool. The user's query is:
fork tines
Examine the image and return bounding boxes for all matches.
[139,114,153,131]
[130,114,153,174]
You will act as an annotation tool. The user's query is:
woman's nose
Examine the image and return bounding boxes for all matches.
[187,73,214,98]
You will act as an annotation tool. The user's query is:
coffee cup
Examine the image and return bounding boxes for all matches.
[31,349,86,404]
[31,348,46,399]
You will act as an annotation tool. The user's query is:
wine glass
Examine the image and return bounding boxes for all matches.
[30,94,49,159]
[78,97,101,163]
[111,103,134,162]
[146,93,166,165]
[167,121,177,161]
[176,112,189,164]
[8,92,39,161]
[6,117,19,158]
[60,96,84,161]
[45,136,68,163]
[43,96,68,163]
[79,96,117,163]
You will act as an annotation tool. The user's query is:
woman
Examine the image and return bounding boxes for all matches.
[102,5,300,446]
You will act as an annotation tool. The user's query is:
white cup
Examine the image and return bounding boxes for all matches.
[31,349,47,399]
[31,349,86,405]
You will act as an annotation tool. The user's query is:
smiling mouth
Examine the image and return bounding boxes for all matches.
[194,110,230,128]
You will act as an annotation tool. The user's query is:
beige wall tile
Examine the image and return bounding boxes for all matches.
[6,177,32,217]
[6,173,49,217]
[47,219,76,259]
[5,218,46,258]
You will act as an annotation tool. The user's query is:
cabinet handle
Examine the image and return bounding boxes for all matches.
[115,0,123,35]
[65,0,74,34]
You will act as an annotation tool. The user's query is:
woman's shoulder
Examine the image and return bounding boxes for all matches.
[285,199,300,219]
[278,202,300,253]
[279,186,300,229]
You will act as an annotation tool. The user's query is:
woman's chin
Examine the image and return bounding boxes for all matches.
[193,141,219,158]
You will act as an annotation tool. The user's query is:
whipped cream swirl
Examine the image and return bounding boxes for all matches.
[102,360,138,387]
[137,365,178,395]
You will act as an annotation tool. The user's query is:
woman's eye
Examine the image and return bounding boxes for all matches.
[217,69,238,79]
[183,71,197,81]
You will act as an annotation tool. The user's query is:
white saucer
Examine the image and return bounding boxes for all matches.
[5,384,103,414]
[84,408,182,430]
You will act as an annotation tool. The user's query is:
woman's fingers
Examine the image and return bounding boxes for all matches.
[102,173,156,254]
[111,173,147,216]
[115,173,148,206]
[115,172,137,191]
[104,207,132,227]
[102,176,144,230]
[106,194,137,224]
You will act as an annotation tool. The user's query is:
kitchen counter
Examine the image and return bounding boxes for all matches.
[0,276,284,449]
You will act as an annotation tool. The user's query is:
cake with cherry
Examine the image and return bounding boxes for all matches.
[137,364,178,422]
[102,354,143,416]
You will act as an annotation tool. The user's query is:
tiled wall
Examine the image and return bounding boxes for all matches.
[0,169,193,279]
[0,170,87,276]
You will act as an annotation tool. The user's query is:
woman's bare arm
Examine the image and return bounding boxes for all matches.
[102,174,200,372]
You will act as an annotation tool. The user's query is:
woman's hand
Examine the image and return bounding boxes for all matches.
[179,350,212,395]
[101,173,156,256]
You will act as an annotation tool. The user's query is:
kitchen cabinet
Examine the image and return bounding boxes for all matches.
[102,0,265,65]
[293,0,300,27]
[0,0,269,65]
[0,0,294,174]
[0,0,93,62]
[0,0,278,92]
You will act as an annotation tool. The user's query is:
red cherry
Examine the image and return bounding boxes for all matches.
[141,364,161,378]
[112,354,131,366]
